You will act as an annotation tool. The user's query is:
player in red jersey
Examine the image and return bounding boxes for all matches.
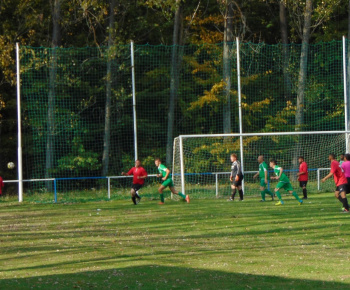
[321,153,349,213]
[122,160,148,205]
[297,156,308,199]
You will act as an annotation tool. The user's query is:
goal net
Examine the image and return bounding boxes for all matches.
[173,132,350,199]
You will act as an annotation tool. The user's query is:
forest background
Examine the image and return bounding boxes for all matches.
[0,0,349,191]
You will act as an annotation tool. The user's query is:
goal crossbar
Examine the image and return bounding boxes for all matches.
[178,130,350,139]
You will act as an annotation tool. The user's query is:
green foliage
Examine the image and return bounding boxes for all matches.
[56,137,101,175]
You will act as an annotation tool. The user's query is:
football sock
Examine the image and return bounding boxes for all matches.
[303,188,307,198]
[339,196,350,210]
[260,191,266,201]
[239,190,243,200]
[178,192,186,199]
[275,190,282,201]
[160,193,165,203]
[265,189,274,197]
[344,197,350,210]
[292,191,301,201]
[231,188,236,199]
[135,192,140,198]
[131,196,137,205]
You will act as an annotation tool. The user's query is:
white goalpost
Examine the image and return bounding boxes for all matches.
[173,131,350,199]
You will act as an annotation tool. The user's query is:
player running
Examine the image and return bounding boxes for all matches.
[229,153,244,201]
[297,156,308,199]
[121,159,148,205]
[155,158,190,205]
[321,153,350,213]
[269,159,303,206]
[253,155,274,202]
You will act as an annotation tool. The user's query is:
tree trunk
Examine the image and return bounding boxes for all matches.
[102,0,115,177]
[46,0,60,190]
[166,0,183,166]
[293,0,312,178]
[295,0,312,131]
[223,1,234,133]
[279,0,292,101]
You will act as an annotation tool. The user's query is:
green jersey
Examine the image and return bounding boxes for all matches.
[158,164,170,180]
[259,161,270,180]
[273,165,289,183]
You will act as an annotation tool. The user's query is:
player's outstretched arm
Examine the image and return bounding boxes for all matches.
[276,167,283,179]
[321,172,333,182]
[162,168,170,180]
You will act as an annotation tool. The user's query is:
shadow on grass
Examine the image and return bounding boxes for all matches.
[0,264,348,289]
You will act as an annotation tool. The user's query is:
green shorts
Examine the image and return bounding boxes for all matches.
[276,181,294,192]
[260,179,268,187]
[161,178,174,188]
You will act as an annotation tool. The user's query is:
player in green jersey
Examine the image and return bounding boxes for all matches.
[269,159,303,206]
[155,158,190,205]
[253,155,274,202]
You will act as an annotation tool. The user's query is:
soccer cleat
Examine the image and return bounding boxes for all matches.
[275,201,284,206]
[302,197,308,200]
[298,200,303,205]
[260,200,266,202]
[158,202,165,205]
[135,196,141,205]
[342,208,349,213]
[227,198,234,201]
[185,195,190,203]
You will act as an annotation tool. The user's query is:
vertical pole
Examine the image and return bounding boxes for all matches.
[108,177,111,199]
[171,138,176,200]
[343,36,349,152]
[131,41,138,161]
[317,169,320,191]
[215,173,219,198]
[236,37,244,192]
[179,136,185,195]
[54,179,57,203]
[16,43,23,202]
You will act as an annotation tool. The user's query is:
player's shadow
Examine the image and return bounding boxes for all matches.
[0,264,348,289]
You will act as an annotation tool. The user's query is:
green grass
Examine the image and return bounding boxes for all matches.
[1,192,350,289]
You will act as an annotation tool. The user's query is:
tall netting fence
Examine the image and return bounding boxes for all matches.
[240,41,345,132]
[17,41,347,202]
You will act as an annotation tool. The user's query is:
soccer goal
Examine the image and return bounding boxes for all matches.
[172,131,350,199]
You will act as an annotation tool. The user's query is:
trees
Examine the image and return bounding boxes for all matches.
[102,0,116,177]
[166,0,183,165]
[46,0,61,189]
[222,1,235,134]
[295,0,312,131]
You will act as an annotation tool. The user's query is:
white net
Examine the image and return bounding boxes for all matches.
[173,133,349,199]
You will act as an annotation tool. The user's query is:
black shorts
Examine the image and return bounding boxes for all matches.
[347,177,350,186]
[299,181,308,188]
[336,184,348,194]
[232,174,244,187]
[131,183,143,192]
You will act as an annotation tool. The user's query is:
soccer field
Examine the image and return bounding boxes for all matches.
[1,193,350,289]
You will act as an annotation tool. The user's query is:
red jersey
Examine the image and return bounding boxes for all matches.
[127,167,147,185]
[298,162,308,181]
[331,160,348,186]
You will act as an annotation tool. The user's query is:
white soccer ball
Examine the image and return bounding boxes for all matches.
[7,162,15,169]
